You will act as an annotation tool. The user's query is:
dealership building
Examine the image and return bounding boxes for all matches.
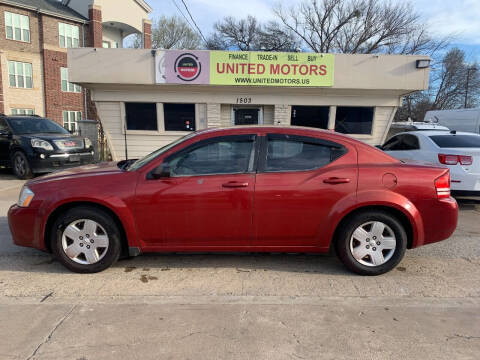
[68,48,430,160]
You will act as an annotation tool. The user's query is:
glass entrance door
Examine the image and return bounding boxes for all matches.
[234,108,260,125]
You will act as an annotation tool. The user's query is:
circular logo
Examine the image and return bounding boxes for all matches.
[174,53,201,81]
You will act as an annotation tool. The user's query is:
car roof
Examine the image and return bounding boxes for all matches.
[195,125,349,139]
[393,130,480,137]
[390,122,449,129]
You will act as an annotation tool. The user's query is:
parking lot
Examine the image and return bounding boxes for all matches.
[0,172,479,360]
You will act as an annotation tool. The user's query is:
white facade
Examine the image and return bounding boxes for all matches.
[68,48,431,160]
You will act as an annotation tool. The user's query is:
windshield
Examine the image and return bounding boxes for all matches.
[127,132,197,171]
[7,117,70,135]
[429,135,480,148]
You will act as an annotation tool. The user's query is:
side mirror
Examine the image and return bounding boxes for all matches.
[148,164,171,180]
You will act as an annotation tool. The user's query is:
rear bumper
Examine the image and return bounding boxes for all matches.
[28,152,94,173]
[8,204,45,251]
[420,197,458,247]
[452,190,480,197]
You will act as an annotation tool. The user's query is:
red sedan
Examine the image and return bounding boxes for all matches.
[8,126,458,275]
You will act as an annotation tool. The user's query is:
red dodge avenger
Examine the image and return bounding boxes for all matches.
[8,127,458,275]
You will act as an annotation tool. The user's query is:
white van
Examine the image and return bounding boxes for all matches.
[424,109,480,134]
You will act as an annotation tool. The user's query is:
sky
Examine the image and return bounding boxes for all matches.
[145,0,480,62]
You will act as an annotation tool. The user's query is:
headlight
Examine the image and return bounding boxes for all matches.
[31,138,53,151]
[84,137,92,148]
[17,186,34,207]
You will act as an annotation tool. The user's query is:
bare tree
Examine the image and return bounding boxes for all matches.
[396,48,480,121]
[431,48,480,109]
[131,15,201,49]
[206,16,299,51]
[274,0,448,56]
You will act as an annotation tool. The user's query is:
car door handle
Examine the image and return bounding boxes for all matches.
[222,181,249,188]
[323,177,351,184]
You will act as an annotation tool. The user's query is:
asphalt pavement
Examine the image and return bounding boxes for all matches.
[0,171,479,360]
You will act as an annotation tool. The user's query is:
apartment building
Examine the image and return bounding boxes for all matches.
[0,0,152,132]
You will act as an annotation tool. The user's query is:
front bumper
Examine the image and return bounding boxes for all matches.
[8,204,45,251]
[28,152,95,173]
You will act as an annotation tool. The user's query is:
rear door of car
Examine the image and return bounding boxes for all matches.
[253,133,358,248]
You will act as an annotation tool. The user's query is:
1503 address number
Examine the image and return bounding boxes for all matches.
[236,97,252,104]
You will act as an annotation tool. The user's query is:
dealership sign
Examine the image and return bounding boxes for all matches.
[156,50,334,87]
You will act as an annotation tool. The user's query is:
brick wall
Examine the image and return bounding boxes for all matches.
[0,4,42,54]
[42,14,86,49]
[143,19,152,49]
[43,49,84,124]
[88,5,102,48]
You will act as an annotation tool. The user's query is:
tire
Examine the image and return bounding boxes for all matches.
[335,210,407,276]
[51,206,122,273]
[11,151,33,179]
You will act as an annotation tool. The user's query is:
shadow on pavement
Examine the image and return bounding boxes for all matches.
[1,249,349,276]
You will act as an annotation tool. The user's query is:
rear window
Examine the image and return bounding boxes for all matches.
[430,135,480,148]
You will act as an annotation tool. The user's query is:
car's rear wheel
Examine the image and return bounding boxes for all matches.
[11,151,32,179]
[335,211,407,275]
[51,206,122,273]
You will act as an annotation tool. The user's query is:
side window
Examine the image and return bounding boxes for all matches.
[167,136,255,176]
[0,119,9,132]
[402,134,420,150]
[382,135,403,151]
[264,134,346,172]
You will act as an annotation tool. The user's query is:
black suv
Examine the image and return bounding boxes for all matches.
[0,115,94,179]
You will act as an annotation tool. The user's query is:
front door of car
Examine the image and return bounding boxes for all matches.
[253,134,358,248]
[134,134,257,248]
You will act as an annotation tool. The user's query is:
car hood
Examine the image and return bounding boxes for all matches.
[20,133,80,141]
[28,161,123,184]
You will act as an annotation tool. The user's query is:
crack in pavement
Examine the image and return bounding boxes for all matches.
[25,304,77,360]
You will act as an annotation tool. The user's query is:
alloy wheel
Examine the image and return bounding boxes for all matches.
[14,155,26,177]
[349,221,396,267]
[61,219,109,265]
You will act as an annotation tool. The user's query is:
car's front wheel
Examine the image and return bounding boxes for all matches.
[335,210,407,275]
[11,151,32,179]
[51,206,122,273]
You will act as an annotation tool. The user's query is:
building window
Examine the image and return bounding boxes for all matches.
[125,103,158,131]
[61,68,81,93]
[59,22,80,48]
[8,61,33,88]
[335,107,374,135]
[63,111,81,132]
[113,42,119,48]
[5,12,30,42]
[102,41,110,48]
[11,108,34,115]
[291,106,330,129]
[164,103,196,131]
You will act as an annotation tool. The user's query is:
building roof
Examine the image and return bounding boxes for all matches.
[2,0,87,21]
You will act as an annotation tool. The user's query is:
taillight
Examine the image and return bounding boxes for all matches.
[459,155,473,165]
[438,154,473,165]
[435,171,451,199]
